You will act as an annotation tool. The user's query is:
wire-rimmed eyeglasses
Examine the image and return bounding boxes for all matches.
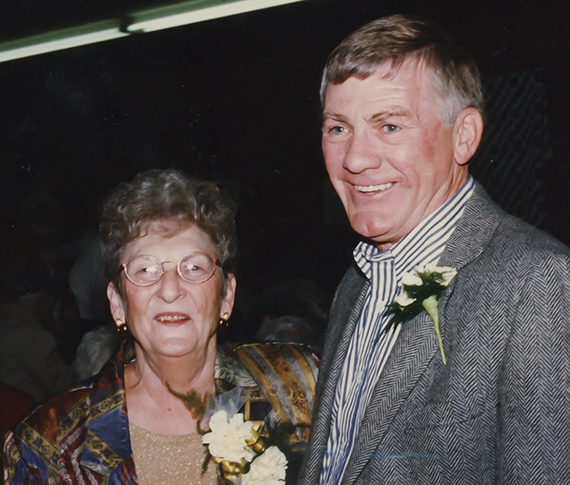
[121,252,221,287]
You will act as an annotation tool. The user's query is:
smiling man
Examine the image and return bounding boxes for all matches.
[300,14,570,485]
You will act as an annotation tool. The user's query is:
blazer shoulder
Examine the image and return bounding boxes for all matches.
[454,184,570,273]
[490,213,570,262]
[470,182,570,257]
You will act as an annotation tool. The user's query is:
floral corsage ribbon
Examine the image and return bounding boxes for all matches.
[201,387,288,484]
[383,263,457,364]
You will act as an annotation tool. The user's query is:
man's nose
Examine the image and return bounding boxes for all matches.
[342,130,381,174]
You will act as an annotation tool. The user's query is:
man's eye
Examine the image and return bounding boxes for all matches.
[383,124,400,133]
[326,125,348,135]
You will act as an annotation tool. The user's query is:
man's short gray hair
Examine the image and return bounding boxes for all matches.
[320,14,483,127]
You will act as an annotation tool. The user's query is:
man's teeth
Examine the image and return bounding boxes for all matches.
[355,183,392,193]
[157,315,187,322]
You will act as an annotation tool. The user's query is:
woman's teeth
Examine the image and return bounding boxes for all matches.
[156,315,187,322]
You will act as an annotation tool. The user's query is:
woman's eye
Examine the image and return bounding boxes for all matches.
[183,263,203,273]
[134,265,160,279]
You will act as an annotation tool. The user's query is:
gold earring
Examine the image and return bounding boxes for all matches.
[218,312,230,330]
[116,318,128,337]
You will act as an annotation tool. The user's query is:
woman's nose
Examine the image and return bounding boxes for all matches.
[156,265,185,302]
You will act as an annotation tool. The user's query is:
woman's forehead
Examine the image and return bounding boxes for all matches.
[124,222,215,258]
[138,218,191,237]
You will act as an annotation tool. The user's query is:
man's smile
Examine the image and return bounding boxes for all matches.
[354,182,393,193]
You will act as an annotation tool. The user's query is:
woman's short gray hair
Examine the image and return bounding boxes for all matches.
[99,169,238,291]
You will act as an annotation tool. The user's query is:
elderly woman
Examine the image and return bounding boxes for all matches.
[4,169,318,484]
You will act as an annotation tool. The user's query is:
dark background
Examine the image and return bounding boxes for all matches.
[1,0,569,337]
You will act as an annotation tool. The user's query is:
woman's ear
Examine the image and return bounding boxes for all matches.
[107,282,126,323]
[453,107,484,166]
[221,273,237,319]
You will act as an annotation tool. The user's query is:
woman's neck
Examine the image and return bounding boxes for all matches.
[124,341,217,435]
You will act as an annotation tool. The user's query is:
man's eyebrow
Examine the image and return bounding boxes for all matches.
[369,108,411,122]
[321,111,347,123]
[321,108,412,124]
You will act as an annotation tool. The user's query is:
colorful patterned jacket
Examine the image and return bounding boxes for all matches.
[3,339,319,484]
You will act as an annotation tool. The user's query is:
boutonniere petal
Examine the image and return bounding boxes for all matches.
[394,292,416,307]
[401,271,423,287]
[383,264,457,364]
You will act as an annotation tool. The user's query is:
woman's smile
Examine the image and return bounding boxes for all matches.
[154,312,191,324]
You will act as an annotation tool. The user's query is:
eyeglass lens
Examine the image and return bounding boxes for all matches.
[125,253,216,286]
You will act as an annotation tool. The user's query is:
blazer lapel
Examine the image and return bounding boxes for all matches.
[301,266,369,484]
[438,184,501,271]
[342,307,439,484]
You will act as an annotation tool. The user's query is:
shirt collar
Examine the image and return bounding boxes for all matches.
[355,176,475,278]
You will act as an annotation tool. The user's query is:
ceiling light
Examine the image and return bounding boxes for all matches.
[126,0,305,33]
[0,21,127,63]
[0,0,306,63]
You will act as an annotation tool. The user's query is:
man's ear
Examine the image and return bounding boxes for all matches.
[107,282,126,323]
[453,107,484,166]
[221,273,237,320]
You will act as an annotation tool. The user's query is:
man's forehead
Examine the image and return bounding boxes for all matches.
[377,55,431,80]
[323,59,435,111]
[359,58,433,92]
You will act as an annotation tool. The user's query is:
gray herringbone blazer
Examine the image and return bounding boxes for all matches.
[300,183,570,484]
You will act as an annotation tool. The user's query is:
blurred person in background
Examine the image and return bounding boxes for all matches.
[254,278,331,353]
[72,324,119,382]
[0,263,73,402]
[256,315,324,354]
[0,191,83,364]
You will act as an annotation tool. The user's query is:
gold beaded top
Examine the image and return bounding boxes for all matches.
[129,422,218,485]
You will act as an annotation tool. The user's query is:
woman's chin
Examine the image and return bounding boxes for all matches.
[146,336,212,359]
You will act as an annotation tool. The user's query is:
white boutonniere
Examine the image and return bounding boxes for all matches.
[383,263,457,364]
[201,387,288,484]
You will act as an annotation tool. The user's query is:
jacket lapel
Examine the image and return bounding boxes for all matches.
[342,307,439,484]
[80,340,134,479]
[301,266,369,483]
[438,183,501,271]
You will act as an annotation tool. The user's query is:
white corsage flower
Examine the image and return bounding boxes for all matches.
[200,387,291,483]
[202,410,257,463]
[240,446,288,485]
[384,264,458,364]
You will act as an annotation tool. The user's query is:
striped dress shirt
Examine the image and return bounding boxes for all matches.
[320,176,475,484]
